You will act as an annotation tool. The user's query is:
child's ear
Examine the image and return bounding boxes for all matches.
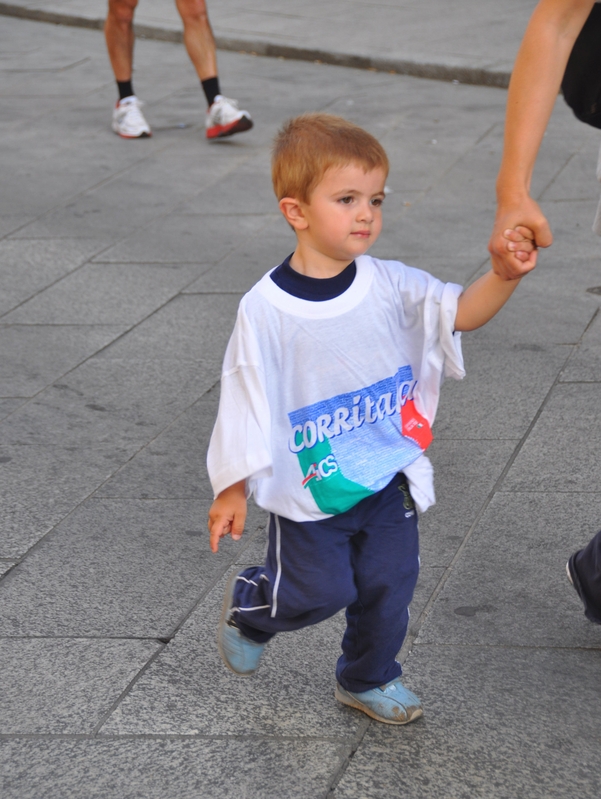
[278,197,308,230]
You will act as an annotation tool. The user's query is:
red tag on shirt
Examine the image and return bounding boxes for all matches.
[401,398,433,451]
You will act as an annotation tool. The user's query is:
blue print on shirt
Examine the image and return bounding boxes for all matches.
[287,366,423,491]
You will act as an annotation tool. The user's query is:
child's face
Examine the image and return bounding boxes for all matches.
[300,163,387,264]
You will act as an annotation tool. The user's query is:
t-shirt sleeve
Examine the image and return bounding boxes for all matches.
[388,260,465,423]
[417,273,465,422]
[206,303,273,499]
[436,280,465,379]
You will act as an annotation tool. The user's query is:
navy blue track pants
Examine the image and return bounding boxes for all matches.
[232,473,419,693]
[571,529,601,623]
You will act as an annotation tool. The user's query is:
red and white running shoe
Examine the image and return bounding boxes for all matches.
[205,95,253,139]
[112,96,152,139]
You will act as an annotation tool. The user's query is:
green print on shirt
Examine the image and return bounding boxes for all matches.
[294,433,373,515]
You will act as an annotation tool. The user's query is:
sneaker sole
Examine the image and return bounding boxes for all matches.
[206,116,253,139]
[335,684,423,725]
[112,129,152,139]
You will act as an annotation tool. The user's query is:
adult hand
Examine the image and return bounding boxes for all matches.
[488,195,553,279]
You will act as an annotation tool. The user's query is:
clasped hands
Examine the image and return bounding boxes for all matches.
[488,195,553,280]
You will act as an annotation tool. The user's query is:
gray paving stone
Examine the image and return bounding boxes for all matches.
[509,256,601,327]
[375,206,490,274]
[561,309,601,382]
[95,384,220,500]
[0,297,238,556]
[1,122,162,231]
[0,324,126,396]
[101,571,360,738]
[178,167,279,216]
[0,12,113,85]
[0,214,35,240]
[417,491,601,649]
[0,738,346,799]
[0,399,26,420]
[419,438,518,568]
[0,238,108,317]
[181,218,295,294]
[15,149,230,241]
[94,212,275,265]
[54,355,220,429]
[502,384,601,493]
[1,263,205,325]
[403,565,446,650]
[94,292,240,364]
[1,293,238,556]
[333,645,601,799]
[0,95,84,130]
[0,499,265,637]
[0,562,16,579]
[542,144,601,203]
[434,334,569,440]
[0,383,206,558]
[0,437,136,560]
[532,137,600,207]
[0,638,159,734]
[538,198,601,260]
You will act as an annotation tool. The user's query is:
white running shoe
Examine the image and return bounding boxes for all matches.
[205,95,253,139]
[112,96,152,139]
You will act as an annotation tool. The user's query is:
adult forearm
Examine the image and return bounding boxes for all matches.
[497,0,595,203]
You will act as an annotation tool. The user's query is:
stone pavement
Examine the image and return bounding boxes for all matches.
[0,0,539,86]
[1,12,601,799]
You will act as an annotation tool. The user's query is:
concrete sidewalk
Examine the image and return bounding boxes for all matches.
[2,12,601,799]
[0,0,539,86]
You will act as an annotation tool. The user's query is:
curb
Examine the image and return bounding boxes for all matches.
[0,2,511,89]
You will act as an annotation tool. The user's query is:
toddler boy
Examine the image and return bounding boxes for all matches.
[207,113,532,724]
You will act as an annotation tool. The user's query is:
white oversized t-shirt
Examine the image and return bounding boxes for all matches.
[207,254,465,521]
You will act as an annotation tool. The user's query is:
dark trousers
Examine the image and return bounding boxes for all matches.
[571,530,601,624]
[232,473,420,693]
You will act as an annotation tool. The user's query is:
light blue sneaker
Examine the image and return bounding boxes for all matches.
[335,676,423,725]
[217,571,266,676]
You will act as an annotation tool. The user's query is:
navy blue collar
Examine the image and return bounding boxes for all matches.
[270,254,357,301]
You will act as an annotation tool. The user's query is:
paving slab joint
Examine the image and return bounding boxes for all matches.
[0,2,104,31]
[401,344,580,660]
[0,2,511,88]
[325,717,371,797]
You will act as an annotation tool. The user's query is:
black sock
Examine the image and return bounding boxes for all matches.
[201,76,221,107]
[117,80,134,101]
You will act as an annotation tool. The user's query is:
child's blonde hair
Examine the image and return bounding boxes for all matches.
[271,113,389,202]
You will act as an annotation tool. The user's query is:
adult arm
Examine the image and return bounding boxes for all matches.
[489,0,596,279]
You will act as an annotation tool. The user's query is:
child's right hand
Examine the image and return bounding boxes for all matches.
[208,480,247,553]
